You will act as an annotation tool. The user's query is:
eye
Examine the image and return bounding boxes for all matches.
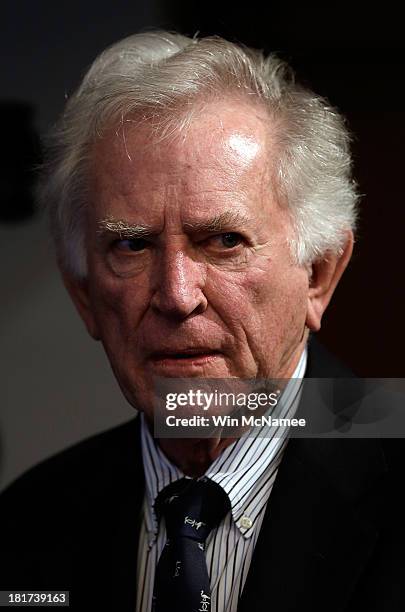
[216,232,243,248]
[114,238,149,252]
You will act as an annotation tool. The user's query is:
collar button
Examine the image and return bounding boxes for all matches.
[240,515,252,529]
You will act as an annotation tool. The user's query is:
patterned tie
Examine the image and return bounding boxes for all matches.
[152,476,231,612]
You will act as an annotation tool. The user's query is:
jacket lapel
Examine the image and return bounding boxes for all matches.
[238,435,386,611]
[239,339,387,611]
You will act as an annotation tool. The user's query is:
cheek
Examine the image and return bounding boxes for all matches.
[203,262,276,334]
[206,260,308,340]
[89,273,151,343]
[206,256,297,309]
[255,266,308,329]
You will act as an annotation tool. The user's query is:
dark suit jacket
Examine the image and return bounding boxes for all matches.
[1,340,404,611]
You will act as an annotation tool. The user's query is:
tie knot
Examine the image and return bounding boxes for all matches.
[155,477,230,543]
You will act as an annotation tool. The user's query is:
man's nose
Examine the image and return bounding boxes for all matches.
[150,249,208,319]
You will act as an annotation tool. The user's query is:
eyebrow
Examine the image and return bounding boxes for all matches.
[97,218,154,239]
[97,210,252,239]
[183,211,252,233]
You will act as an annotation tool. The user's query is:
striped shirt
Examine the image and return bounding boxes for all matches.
[136,349,307,612]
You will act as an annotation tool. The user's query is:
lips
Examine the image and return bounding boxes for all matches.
[146,347,224,375]
[150,348,221,361]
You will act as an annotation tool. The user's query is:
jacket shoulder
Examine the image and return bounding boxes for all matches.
[0,417,140,523]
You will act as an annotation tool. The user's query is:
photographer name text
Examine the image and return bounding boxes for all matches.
[165,415,306,428]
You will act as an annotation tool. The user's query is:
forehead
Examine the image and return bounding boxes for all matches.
[88,98,278,221]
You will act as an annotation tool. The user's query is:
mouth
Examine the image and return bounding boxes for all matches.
[149,349,223,370]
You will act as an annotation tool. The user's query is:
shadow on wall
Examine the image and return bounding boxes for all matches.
[0,101,42,223]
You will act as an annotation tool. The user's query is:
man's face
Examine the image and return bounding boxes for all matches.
[79,99,311,417]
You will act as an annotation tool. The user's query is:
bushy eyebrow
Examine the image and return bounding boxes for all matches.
[97,218,154,239]
[97,210,252,240]
[183,211,251,233]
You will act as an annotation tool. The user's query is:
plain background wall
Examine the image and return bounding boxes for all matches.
[1,1,404,490]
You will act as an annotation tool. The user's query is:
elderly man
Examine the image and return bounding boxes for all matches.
[1,31,403,612]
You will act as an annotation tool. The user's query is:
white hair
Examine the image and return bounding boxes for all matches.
[39,30,359,278]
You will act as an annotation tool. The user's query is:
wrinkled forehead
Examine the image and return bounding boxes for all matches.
[89,97,278,189]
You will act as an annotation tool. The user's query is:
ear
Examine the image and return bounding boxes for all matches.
[62,272,101,341]
[306,231,354,332]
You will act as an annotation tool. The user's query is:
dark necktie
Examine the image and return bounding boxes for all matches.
[152,476,231,612]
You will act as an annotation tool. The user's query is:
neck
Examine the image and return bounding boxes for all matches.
[156,436,237,477]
